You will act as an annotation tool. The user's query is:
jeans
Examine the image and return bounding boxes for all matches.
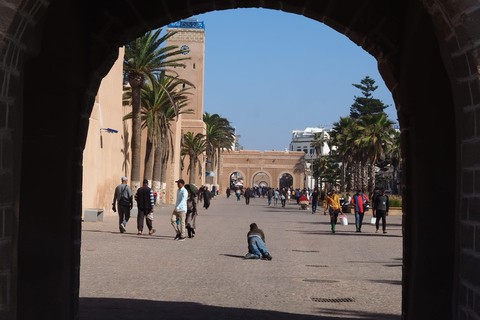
[118,205,130,228]
[375,210,387,231]
[355,211,365,231]
[268,197,272,205]
[248,236,269,258]
[311,201,318,213]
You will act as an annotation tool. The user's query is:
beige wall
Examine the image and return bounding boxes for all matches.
[219,150,306,192]
[82,47,131,216]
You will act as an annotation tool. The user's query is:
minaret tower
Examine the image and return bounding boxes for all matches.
[166,19,207,200]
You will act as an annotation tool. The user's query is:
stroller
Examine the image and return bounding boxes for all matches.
[299,195,309,210]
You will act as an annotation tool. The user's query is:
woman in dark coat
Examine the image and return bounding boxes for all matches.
[203,187,211,210]
[185,184,198,238]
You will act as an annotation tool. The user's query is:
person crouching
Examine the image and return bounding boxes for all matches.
[245,223,272,260]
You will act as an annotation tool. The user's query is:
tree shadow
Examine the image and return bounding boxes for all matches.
[79,297,400,320]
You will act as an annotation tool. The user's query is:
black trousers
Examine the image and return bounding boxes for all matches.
[281,199,286,207]
[329,208,340,226]
[245,197,250,205]
[375,210,387,231]
[137,208,153,232]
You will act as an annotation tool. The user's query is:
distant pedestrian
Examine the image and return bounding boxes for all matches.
[281,188,287,207]
[135,179,155,235]
[236,188,241,201]
[244,223,272,260]
[244,187,251,205]
[185,184,198,238]
[274,189,279,206]
[373,188,389,234]
[287,189,291,202]
[267,188,274,205]
[171,179,188,241]
[226,188,231,199]
[324,188,342,233]
[311,189,319,214]
[203,187,211,209]
[112,176,133,233]
[351,188,369,233]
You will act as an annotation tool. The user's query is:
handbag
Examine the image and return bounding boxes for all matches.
[370,216,376,225]
[339,213,348,226]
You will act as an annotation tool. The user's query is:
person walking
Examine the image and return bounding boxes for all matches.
[171,179,188,241]
[274,188,279,206]
[185,184,198,238]
[112,176,133,233]
[135,179,155,235]
[351,188,370,232]
[324,187,343,233]
[280,188,287,207]
[244,187,251,205]
[267,188,274,206]
[203,187,211,209]
[226,188,231,199]
[373,188,389,234]
[311,189,319,214]
[244,223,272,260]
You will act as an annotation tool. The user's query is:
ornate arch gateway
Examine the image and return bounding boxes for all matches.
[1,0,478,318]
[219,151,305,192]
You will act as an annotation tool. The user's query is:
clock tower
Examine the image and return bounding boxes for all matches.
[166,20,207,199]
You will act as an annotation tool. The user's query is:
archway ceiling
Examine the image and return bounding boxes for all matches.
[83,0,403,88]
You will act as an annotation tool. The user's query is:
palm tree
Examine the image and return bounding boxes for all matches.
[123,74,192,185]
[203,112,235,185]
[356,113,395,192]
[123,28,190,192]
[181,132,207,185]
[331,116,358,193]
[388,130,401,194]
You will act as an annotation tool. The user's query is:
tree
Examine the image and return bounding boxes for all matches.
[123,28,190,192]
[355,113,395,192]
[181,132,206,185]
[123,74,192,189]
[388,130,402,194]
[203,112,235,185]
[350,76,388,119]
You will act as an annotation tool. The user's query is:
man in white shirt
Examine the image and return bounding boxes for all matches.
[171,179,188,241]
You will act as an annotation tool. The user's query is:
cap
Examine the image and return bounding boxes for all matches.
[121,176,128,181]
[331,187,336,191]
[175,179,185,184]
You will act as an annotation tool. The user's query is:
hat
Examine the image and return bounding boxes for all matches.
[331,187,336,191]
[175,179,185,184]
[121,176,128,181]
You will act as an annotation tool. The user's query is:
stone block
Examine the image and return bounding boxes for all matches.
[460,251,480,287]
[83,208,103,222]
[468,197,480,221]
[469,78,480,106]
[462,141,480,168]
[475,171,480,193]
[461,110,475,140]
[461,222,474,250]
[462,170,474,194]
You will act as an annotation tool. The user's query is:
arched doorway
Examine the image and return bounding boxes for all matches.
[229,171,244,189]
[252,172,272,188]
[0,1,471,319]
[279,173,293,190]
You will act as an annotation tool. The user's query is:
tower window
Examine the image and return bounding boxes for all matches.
[182,83,185,89]
[193,63,196,69]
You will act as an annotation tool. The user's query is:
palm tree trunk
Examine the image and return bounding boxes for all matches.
[152,140,162,196]
[130,84,142,194]
[392,165,398,194]
[340,160,345,193]
[368,162,375,193]
[144,138,154,181]
[189,155,196,185]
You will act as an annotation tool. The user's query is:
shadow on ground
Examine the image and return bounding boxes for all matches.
[79,298,400,320]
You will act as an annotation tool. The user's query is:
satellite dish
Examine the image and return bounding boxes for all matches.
[210,171,216,177]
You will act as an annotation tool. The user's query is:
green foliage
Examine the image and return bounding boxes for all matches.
[389,195,402,207]
[350,76,388,119]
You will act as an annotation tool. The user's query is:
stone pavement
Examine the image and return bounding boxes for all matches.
[79,195,402,320]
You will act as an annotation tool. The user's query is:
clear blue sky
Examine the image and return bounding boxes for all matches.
[186,8,397,151]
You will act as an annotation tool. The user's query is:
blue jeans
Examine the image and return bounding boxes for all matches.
[248,236,269,258]
[355,211,365,231]
[312,201,318,213]
[268,197,272,205]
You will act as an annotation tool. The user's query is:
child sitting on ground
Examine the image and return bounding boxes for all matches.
[245,223,273,260]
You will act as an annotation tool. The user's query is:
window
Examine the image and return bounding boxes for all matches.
[193,63,196,69]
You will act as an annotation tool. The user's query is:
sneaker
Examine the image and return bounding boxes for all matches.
[120,224,126,233]
[177,237,186,241]
[174,233,180,240]
[263,254,273,261]
[383,231,387,234]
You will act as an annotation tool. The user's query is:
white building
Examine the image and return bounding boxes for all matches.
[289,127,331,159]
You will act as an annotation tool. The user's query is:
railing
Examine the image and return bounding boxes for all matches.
[168,20,205,30]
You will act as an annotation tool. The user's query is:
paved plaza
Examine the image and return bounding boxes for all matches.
[79,195,402,319]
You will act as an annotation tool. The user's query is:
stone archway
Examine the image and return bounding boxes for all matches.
[227,170,247,189]
[278,172,295,190]
[251,171,273,188]
[1,1,476,319]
